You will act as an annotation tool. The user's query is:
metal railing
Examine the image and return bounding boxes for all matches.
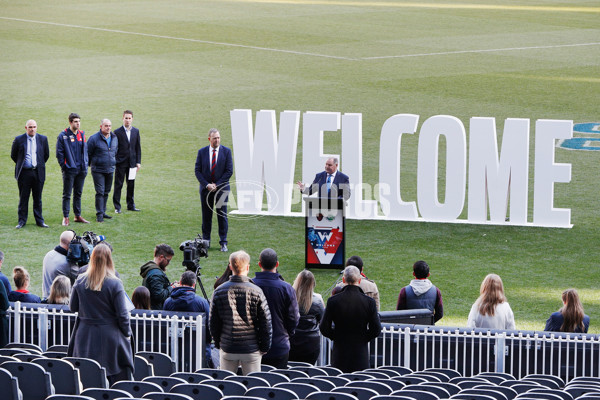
[7,302,205,372]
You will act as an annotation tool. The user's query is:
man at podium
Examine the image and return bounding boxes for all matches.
[297,157,351,200]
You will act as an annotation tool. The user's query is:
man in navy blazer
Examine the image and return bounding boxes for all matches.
[195,128,233,252]
[113,110,142,213]
[11,119,50,228]
[297,157,351,200]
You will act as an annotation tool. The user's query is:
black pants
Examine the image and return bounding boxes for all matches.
[62,168,87,217]
[17,168,44,225]
[92,171,113,217]
[113,163,136,211]
[200,188,229,244]
[262,353,289,369]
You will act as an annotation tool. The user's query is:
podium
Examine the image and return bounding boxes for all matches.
[304,197,346,269]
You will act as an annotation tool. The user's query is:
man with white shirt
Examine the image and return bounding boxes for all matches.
[113,110,142,213]
[297,157,351,200]
[195,128,233,252]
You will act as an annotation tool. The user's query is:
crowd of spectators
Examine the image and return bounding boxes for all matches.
[0,239,592,378]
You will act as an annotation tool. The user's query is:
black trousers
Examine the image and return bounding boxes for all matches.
[113,163,136,211]
[92,171,113,217]
[17,168,44,225]
[200,188,229,245]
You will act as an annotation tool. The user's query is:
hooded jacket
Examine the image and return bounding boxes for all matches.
[396,278,444,323]
[140,261,172,310]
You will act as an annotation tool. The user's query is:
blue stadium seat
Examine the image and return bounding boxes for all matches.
[316,375,352,387]
[272,368,310,379]
[170,383,223,400]
[0,366,22,400]
[80,388,133,400]
[245,386,299,400]
[333,386,380,400]
[248,371,291,385]
[202,379,247,396]
[137,352,176,377]
[224,374,271,388]
[142,376,187,392]
[33,357,82,395]
[170,372,212,384]
[346,381,394,395]
[275,382,321,398]
[65,357,109,389]
[142,393,194,400]
[194,368,236,380]
[289,365,329,377]
[2,360,54,400]
[134,356,155,380]
[306,391,359,400]
[112,381,164,397]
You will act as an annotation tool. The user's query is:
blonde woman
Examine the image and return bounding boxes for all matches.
[467,274,515,329]
[289,269,324,364]
[46,275,71,305]
[545,289,589,333]
[67,243,133,384]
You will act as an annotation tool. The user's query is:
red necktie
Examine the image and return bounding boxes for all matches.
[211,149,216,182]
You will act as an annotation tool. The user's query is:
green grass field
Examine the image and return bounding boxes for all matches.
[0,0,599,331]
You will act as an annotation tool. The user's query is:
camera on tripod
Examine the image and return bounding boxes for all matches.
[67,230,106,266]
[179,234,210,271]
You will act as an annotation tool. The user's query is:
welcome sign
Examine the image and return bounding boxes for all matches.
[230,109,573,228]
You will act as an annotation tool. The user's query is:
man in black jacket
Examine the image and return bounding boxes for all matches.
[87,119,118,222]
[140,244,176,310]
[320,265,382,372]
[113,110,141,213]
[209,250,272,375]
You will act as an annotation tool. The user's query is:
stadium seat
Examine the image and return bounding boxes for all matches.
[142,376,188,392]
[13,352,43,362]
[401,384,449,398]
[275,382,321,398]
[4,342,43,352]
[224,374,271,388]
[451,394,497,400]
[0,366,22,400]
[365,368,401,378]
[515,393,565,400]
[289,365,329,376]
[478,373,515,380]
[379,366,413,376]
[194,368,236,379]
[459,388,508,400]
[471,384,517,400]
[508,384,544,394]
[134,356,155,380]
[306,391,360,400]
[292,377,336,391]
[219,397,264,400]
[369,379,406,392]
[0,355,20,365]
[318,366,343,376]
[2,360,54,400]
[47,345,70,353]
[333,386,381,400]
[317,375,352,387]
[112,381,164,397]
[287,361,313,367]
[425,382,462,396]
[570,378,600,386]
[0,348,31,356]
[424,368,462,379]
[142,393,194,400]
[525,375,565,388]
[248,371,291,385]
[45,396,96,400]
[245,386,300,400]
[411,372,447,382]
[33,357,82,395]
[392,376,429,386]
[170,383,223,400]
[565,386,600,399]
[272,368,310,379]
[81,388,133,400]
[137,352,176,377]
[64,357,109,389]
[340,373,376,381]
[522,377,562,389]
[170,372,212,384]
[44,351,68,358]
[261,364,276,371]
[370,396,423,400]
[525,389,572,400]
[346,381,394,395]
[202,379,247,396]
[390,389,439,400]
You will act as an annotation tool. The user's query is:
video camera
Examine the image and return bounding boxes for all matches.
[179,234,209,272]
[66,231,106,266]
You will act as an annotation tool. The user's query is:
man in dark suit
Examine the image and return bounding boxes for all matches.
[113,110,141,213]
[297,157,351,200]
[320,265,381,372]
[195,128,233,252]
[11,119,50,228]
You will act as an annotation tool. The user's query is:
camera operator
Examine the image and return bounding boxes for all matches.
[140,244,178,310]
[42,230,78,298]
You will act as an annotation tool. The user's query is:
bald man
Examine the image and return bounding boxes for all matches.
[11,119,50,228]
[87,119,118,222]
[42,230,78,298]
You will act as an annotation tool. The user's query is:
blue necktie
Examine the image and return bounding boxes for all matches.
[327,174,332,194]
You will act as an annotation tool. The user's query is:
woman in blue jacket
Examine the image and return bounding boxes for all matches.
[545,289,590,333]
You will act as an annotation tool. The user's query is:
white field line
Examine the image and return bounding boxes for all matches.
[1,16,599,61]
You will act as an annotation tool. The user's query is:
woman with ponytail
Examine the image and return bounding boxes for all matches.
[545,289,589,333]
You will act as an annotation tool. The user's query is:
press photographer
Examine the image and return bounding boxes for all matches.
[139,244,176,310]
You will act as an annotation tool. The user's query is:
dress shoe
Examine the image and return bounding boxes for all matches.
[127,207,141,212]
[62,217,70,226]
[115,209,122,214]
[220,244,228,252]
[15,223,25,229]
[102,214,113,219]
[37,222,49,228]
[74,216,90,224]
[96,217,104,223]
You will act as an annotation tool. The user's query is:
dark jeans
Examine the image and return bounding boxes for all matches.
[201,188,229,244]
[262,353,289,369]
[17,168,44,225]
[113,163,136,211]
[92,171,114,217]
[62,168,87,217]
